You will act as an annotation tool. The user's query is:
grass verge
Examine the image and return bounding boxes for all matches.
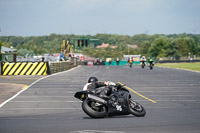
[155,62,200,72]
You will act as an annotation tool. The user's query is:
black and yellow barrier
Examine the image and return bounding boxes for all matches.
[1,62,50,75]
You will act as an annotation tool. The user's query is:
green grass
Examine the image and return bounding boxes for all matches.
[155,62,200,72]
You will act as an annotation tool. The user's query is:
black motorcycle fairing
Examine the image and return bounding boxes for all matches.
[94,86,111,99]
[107,91,131,116]
[74,84,146,118]
[74,91,93,101]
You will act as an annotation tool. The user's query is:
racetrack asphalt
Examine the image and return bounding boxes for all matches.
[0,75,45,104]
[0,65,200,133]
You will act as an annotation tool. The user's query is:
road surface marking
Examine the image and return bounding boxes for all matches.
[18,96,75,97]
[118,82,157,103]
[21,85,28,90]
[0,66,81,108]
[1,108,81,110]
[71,130,124,133]
[10,101,81,103]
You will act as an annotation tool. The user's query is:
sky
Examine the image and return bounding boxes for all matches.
[0,0,200,36]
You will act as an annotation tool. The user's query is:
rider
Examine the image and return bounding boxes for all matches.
[83,77,117,96]
[128,57,133,64]
[140,56,146,65]
[147,56,154,66]
[140,56,146,62]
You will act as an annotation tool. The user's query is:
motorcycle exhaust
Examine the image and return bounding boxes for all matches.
[88,94,107,104]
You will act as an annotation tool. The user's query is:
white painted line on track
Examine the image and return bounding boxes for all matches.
[133,86,200,88]
[154,100,200,102]
[124,100,200,102]
[137,91,200,92]
[0,107,194,110]
[23,91,77,93]
[145,95,200,96]
[71,130,124,133]
[1,108,81,110]
[0,66,81,108]
[18,96,75,97]
[9,100,200,102]
[157,66,200,73]
[10,101,81,103]
[2,106,199,111]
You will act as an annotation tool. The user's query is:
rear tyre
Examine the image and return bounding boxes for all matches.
[150,65,153,70]
[82,99,107,118]
[142,65,144,68]
[129,99,146,117]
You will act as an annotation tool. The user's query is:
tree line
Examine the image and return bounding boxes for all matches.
[0,33,200,60]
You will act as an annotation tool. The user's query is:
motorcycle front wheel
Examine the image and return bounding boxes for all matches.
[142,65,144,68]
[129,99,146,117]
[82,99,107,118]
[150,65,153,69]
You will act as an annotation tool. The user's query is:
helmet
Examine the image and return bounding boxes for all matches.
[88,77,98,83]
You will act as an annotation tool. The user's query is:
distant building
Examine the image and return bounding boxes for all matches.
[123,55,141,61]
[1,46,17,62]
[96,43,118,49]
[128,44,137,49]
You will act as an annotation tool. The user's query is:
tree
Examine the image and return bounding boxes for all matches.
[0,33,200,58]
[0,41,2,61]
[117,43,128,51]
[148,37,169,58]
[2,42,12,48]
[184,37,198,56]
[18,48,35,57]
[166,39,181,60]
[138,41,151,56]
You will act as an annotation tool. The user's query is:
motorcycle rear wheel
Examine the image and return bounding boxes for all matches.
[129,99,146,117]
[142,65,144,68]
[82,99,107,118]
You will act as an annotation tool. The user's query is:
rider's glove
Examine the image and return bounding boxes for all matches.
[105,81,116,86]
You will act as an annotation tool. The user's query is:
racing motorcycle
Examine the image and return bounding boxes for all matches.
[74,83,146,118]
[149,63,153,70]
[149,60,154,70]
[128,60,133,68]
[141,61,145,68]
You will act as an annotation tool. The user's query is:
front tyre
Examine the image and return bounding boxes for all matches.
[150,64,153,70]
[129,99,146,117]
[82,99,107,118]
[142,64,144,68]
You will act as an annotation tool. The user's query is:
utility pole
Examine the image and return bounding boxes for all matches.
[127,44,130,55]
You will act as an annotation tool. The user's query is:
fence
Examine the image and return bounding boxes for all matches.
[50,61,76,74]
